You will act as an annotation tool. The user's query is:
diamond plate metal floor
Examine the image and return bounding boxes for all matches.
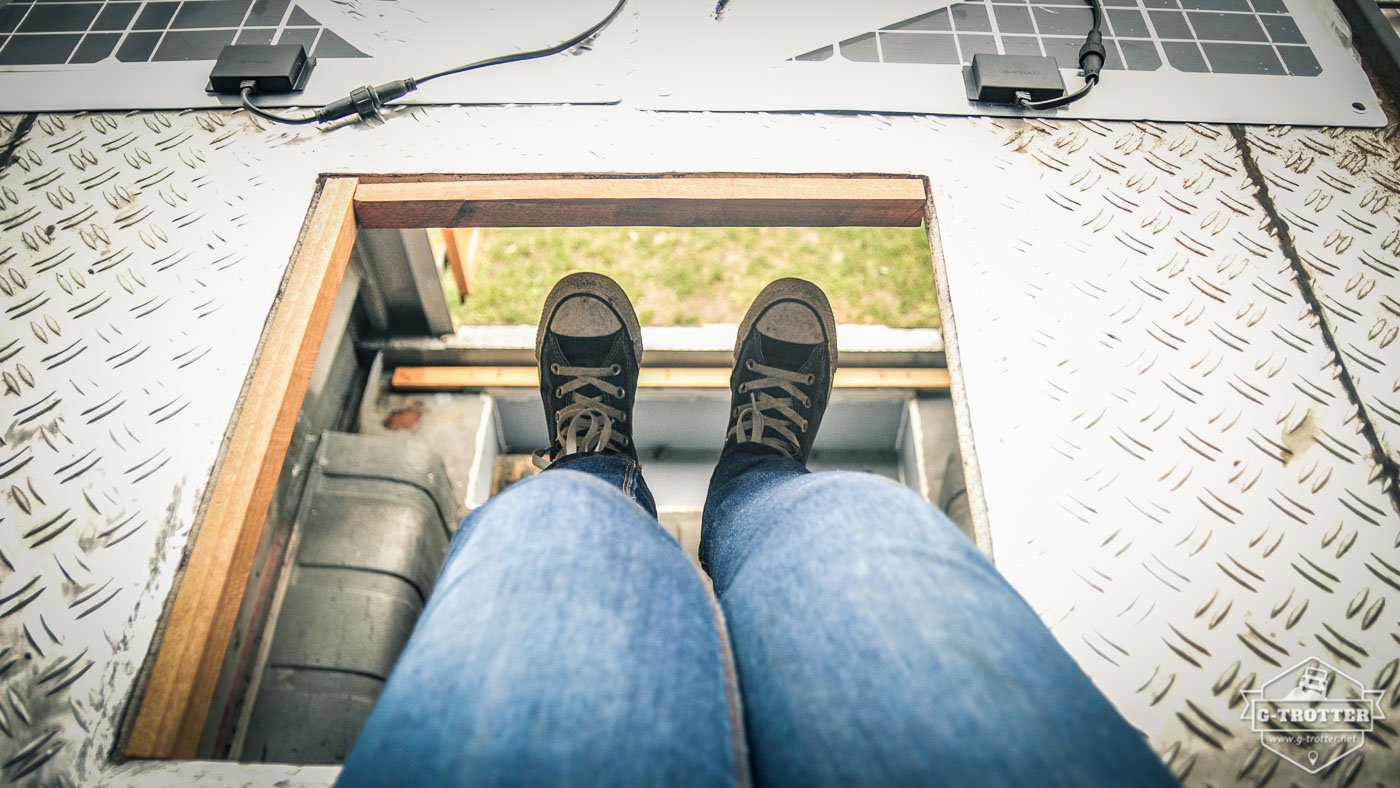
[0,105,1396,786]
[1243,125,1400,465]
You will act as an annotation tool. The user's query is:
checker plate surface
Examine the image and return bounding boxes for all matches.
[0,106,1396,786]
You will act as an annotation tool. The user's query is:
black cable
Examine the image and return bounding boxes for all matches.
[1017,0,1105,111]
[240,82,318,125]
[417,0,627,85]
[242,0,627,126]
[1016,77,1097,110]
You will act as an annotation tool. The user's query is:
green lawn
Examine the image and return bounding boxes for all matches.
[435,226,940,328]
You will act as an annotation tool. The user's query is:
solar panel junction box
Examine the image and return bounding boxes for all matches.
[207,44,315,94]
[963,54,1066,104]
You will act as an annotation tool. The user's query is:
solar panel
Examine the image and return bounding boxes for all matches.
[0,0,624,111]
[795,0,1324,80]
[0,0,1382,126]
[0,0,366,67]
[633,0,1384,127]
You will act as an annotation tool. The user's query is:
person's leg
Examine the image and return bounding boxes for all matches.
[340,274,745,787]
[702,278,1175,787]
[341,464,742,787]
[703,455,1174,787]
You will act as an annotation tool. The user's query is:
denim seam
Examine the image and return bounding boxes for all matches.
[690,562,752,788]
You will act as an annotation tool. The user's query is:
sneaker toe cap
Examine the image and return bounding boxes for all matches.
[756,301,825,344]
[550,294,623,337]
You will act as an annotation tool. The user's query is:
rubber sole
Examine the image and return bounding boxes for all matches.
[535,272,644,363]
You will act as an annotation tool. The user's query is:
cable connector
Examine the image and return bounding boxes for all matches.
[316,79,419,124]
[1014,0,1104,111]
[231,0,623,127]
[1078,29,1106,81]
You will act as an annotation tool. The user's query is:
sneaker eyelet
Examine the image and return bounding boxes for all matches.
[609,364,621,375]
[555,387,564,397]
[805,373,815,385]
[802,397,812,408]
[550,363,561,374]
[745,359,756,370]
[619,413,627,422]
[738,383,748,393]
[555,413,561,422]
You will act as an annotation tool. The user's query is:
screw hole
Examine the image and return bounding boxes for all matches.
[1352,101,1366,111]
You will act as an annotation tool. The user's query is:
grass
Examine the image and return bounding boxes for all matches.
[435,226,940,329]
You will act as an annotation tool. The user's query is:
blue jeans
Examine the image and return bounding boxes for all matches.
[339,450,1176,787]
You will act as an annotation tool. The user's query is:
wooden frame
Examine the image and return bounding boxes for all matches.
[354,176,926,228]
[126,177,360,759]
[125,173,930,760]
[442,227,481,301]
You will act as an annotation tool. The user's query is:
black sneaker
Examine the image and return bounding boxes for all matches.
[534,272,643,467]
[723,278,838,465]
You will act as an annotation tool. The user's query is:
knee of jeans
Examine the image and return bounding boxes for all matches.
[463,469,658,547]
[780,471,973,553]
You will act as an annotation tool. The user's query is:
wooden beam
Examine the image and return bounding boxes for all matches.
[392,366,950,390]
[441,227,480,301]
[126,177,361,759]
[354,176,928,229]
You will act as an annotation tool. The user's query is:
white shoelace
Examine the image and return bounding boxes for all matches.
[534,362,628,468]
[727,359,814,458]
